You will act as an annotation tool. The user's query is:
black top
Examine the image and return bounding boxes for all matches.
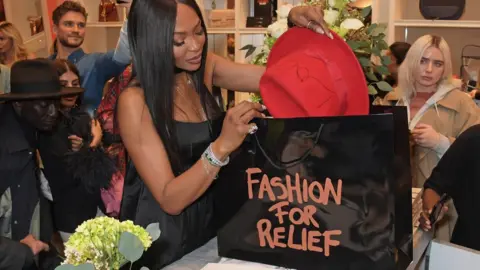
[120,117,224,269]
[424,124,480,251]
[0,105,40,241]
[38,108,103,233]
[120,81,225,269]
[0,104,59,269]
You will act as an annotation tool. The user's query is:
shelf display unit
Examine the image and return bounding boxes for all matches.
[5,0,383,104]
[385,0,480,75]
[2,0,49,57]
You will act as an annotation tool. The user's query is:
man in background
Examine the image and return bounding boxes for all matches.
[49,0,131,114]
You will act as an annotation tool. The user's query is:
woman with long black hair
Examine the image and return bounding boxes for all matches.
[118,0,329,268]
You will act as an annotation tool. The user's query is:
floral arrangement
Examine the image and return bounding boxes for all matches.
[56,217,161,270]
[241,0,392,102]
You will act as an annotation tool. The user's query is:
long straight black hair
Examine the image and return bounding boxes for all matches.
[128,0,210,175]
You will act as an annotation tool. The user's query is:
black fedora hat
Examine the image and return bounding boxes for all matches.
[0,58,84,101]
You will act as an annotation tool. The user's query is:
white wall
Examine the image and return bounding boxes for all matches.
[5,0,42,41]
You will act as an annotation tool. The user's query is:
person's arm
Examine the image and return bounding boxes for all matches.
[113,19,131,65]
[208,52,265,93]
[117,87,262,215]
[423,124,479,209]
[117,87,221,215]
[98,7,132,83]
[0,236,35,269]
[433,96,480,158]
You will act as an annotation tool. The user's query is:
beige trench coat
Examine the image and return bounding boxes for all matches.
[408,89,480,187]
[402,88,480,242]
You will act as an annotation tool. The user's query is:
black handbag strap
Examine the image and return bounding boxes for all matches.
[253,124,324,170]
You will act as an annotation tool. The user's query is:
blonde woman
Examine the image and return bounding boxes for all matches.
[0,22,34,66]
[398,34,480,241]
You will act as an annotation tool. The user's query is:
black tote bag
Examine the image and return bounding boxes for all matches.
[215,114,412,270]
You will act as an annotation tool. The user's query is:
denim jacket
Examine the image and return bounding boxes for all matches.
[49,20,131,113]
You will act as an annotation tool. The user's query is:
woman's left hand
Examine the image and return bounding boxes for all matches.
[411,123,440,149]
[288,5,332,38]
[90,119,103,148]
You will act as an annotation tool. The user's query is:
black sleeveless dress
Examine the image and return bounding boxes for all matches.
[119,83,225,269]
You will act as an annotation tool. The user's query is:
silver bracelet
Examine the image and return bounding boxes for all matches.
[201,155,218,180]
[203,143,229,167]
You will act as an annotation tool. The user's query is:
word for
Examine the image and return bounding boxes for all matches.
[246,168,344,255]
[256,200,342,256]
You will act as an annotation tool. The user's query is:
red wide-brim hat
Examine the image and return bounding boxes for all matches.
[259,27,369,118]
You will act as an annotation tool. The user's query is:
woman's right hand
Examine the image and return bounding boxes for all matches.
[212,101,266,159]
[419,205,448,231]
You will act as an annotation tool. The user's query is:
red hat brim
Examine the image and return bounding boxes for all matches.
[259,28,369,118]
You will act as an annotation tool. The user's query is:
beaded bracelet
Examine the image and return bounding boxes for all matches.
[203,143,230,167]
[201,155,218,179]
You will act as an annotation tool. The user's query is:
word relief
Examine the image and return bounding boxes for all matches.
[246,168,343,256]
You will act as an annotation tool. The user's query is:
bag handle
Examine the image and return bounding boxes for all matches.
[253,124,324,170]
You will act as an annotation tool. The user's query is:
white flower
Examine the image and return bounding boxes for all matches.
[328,0,336,7]
[340,18,364,30]
[277,4,293,20]
[267,20,289,39]
[323,9,339,25]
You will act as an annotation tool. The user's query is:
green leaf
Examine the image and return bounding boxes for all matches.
[371,47,382,56]
[240,44,254,51]
[347,40,370,50]
[373,33,386,41]
[240,44,257,58]
[246,47,257,58]
[118,232,144,263]
[368,85,378,95]
[377,40,389,50]
[55,265,76,270]
[347,41,361,50]
[146,223,161,242]
[376,65,390,76]
[359,46,372,54]
[361,6,372,18]
[381,55,392,65]
[376,81,394,92]
[369,25,387,37]
[366,72,379,82]
[55,264,95,270]
[358,57,371,68]
[366,23,377,35]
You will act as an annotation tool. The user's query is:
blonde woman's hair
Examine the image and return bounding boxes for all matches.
[0,22,28,65]
[397,34,453,100]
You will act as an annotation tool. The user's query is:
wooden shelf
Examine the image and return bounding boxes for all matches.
[87,21,123,28]
[24,32,47,56]
[207,28,236,34]
[238,28,268,34]
[394,20,480,29]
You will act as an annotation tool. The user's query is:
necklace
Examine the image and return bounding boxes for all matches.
[175,73,206,121]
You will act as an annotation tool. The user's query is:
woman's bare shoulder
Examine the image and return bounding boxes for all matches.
[119,85,145,105]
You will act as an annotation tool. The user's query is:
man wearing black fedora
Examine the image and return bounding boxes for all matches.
[0,58,84,269]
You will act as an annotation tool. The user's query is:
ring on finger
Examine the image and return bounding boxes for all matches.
[306,20,314,30]
[248,124,258,135]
